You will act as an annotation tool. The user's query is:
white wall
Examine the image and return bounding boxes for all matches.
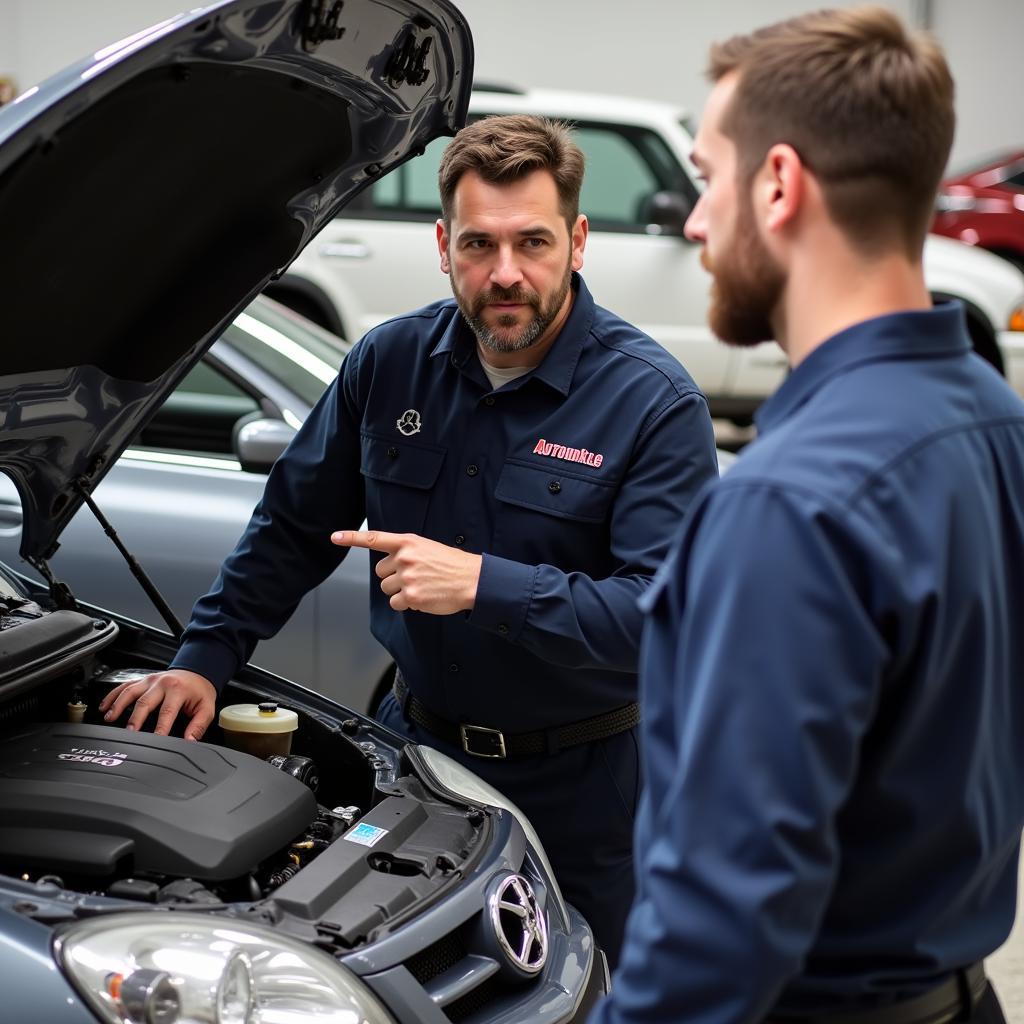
[1,0,1020,169]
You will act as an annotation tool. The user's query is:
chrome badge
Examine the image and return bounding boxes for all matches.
[488,874,548,976]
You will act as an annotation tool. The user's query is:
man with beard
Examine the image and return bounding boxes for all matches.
[591,7,1024,1024]
[99,114,720,966]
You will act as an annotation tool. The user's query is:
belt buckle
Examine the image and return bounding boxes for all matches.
[460,723,507,759]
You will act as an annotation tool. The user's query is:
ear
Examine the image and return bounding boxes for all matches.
[756,143,804,234]
[436,218,451,274]
[570,214,588,272]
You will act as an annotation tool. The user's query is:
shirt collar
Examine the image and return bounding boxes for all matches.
[754,303,972,434]
[430,272,594,397]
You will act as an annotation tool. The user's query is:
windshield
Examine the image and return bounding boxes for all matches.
[221,299,351,407]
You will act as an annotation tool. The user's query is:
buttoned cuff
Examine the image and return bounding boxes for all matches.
[468,553,536,642]
[171,637,240,694]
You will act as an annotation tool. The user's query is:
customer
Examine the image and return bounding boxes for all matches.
[100,115,719,967]
[593,7,1024,1022]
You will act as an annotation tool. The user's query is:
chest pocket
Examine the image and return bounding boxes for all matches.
[360,432,446,534]
[495,460,615,523]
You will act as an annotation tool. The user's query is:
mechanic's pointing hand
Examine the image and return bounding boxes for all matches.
[332,530,482,614]
[98,669,217,742]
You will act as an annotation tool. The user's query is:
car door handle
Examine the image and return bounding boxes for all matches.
[318,241,372,260]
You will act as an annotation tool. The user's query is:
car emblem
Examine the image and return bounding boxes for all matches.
[487,874,548,976]
[396,409,422,436]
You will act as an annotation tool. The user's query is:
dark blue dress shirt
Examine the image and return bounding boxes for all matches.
[593,305,1024,1024]
[173,275,718,729]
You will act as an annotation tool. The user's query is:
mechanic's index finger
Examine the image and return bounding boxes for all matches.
[125,684,165,733]
[103,681,145,721]
[331,529,406,552]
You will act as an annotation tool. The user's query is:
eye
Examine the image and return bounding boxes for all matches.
[523,237,546,249]
[464,239,491,250]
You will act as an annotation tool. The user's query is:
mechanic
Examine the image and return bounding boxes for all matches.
[591,7,1024,1024]
[99,114,719,967]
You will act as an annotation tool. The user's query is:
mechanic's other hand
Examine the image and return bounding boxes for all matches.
[98,669,217,741]
[332,530,482,614]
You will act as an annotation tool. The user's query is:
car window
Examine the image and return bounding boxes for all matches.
[136,360,259,457]
[221,304,347,408]
[354,118,691,233]
[1005,170,1024,190]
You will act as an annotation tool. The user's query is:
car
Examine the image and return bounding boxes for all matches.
[932,148,1024,272]
[0,3,609,1023]
[270,85,1024,419]
[0,295,394,713]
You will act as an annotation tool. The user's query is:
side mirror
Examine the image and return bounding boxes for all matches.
[639,190,693,238]
[232,416,297,474]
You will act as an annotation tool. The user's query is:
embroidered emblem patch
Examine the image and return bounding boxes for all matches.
[396,409,422,436]
[344,822,389,847]
[533,438,604,468]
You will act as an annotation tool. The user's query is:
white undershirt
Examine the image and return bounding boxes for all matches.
[478,356,532,391]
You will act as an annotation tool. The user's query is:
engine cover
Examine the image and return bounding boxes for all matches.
[0,722,317,880]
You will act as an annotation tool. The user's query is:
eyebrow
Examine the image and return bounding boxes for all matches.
[456,225,558,244]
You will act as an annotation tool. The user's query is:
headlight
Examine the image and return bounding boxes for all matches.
[55,912,395,1024]
[414,744,569,930]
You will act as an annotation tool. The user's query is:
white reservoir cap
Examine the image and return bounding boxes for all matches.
[219,702,298,734]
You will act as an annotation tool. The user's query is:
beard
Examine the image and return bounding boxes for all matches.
[451,259,573,355]
[704,192,785,347]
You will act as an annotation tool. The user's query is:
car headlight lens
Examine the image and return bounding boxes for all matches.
[414,744,569,929]
[56,912,394,1024]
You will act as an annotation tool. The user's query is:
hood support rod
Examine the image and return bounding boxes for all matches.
[74,479,185,641]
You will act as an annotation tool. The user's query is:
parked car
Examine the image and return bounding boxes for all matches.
[0,295,394,713]
[270,85,1024,419]
[0,3,609,1023]
[932,148,1024,272]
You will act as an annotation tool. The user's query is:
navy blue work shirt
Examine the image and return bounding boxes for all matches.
[172,274,718,729]
[593,305,1024,1024]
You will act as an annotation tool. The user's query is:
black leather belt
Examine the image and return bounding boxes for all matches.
[393,673,639,758]
[769,964,988,1024]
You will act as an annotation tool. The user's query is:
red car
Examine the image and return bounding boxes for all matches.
[932,149,1024,270]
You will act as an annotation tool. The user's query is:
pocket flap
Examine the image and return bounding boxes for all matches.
[495,460,614,522]
[360,433,446,490]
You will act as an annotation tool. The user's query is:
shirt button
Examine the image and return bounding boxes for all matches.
[387,446,399,459]
[497,623,509,636]
[466,464,479,477]
[484,396,495,406]
[454,534,466,546]
[448,662,460,673]
[548,480,561,494]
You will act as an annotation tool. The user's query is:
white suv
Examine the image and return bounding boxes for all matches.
[271,85,1024,421]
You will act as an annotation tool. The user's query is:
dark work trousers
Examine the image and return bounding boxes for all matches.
[375,690,638,970]
[976,985,1008,1024]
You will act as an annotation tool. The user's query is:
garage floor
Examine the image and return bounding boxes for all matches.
[988,856,1024,1022]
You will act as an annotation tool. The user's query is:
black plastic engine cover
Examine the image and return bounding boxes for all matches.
[0,723,317,879]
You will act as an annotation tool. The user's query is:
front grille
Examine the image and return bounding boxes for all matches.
[444,975,502,1023]
[405,927,469,985]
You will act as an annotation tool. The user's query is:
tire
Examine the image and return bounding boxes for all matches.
[262,281,344,336]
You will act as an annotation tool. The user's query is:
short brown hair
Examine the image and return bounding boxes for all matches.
[438,114,585,231]
[709,6,954,256]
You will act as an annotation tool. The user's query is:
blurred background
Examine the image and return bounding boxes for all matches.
[1,0,1023,170]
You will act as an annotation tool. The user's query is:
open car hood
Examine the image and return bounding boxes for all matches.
[0,0,472,565]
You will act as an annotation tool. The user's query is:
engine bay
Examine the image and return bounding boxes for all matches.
[0,587,489,951]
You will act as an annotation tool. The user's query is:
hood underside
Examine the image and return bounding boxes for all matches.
[0,0,472,562]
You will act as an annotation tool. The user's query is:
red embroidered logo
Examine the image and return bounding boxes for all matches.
[533,438,604,467]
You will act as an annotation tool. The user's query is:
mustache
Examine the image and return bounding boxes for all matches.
[475,285,540,307]
[700,249,713,273]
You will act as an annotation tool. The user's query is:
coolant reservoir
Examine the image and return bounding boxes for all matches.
[218,702,298,758]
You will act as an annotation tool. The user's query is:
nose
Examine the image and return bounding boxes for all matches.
[490,244,524,290]
[684,192,707,244]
